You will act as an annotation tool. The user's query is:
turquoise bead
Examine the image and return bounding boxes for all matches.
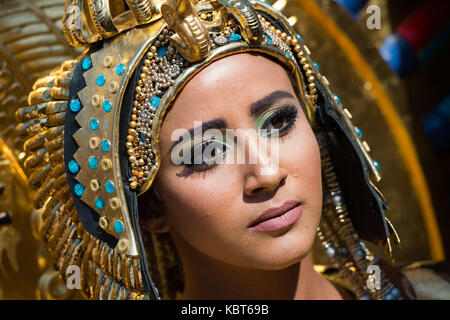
[105,180,115,194]
[70,99,81,112]
[68,160,79,174]
[157,46,168,57]
[74,184,85,197]
[265,35,272,45]
[229,33,242,41]
[151,96,160,109]
[114,220,124,234]
[101,139,111,152]
[95,198,105,210]
[355,127,362,138]
[82,57,92,70]
[264,1,271,5]
[90,118,99,130]
[313,62,319,71]
[103,100,112,112]
[373,160,381,170]
[286,51,293,58]
[139,133,147,142]
[96,74,106,86]
[333,94,341,104]
[88,156,98,169]
[296,33,303,43]
[116,63,125,76]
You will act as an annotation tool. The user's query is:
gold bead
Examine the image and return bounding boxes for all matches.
[140,73,147,80]
[127,135,134,142]
[99,217,108,229]
[108,81,118,93]
[103,55,114,68]
[137,171,144,178]
[130,181,138,189]
[110,198,121,210]
[286,36,292,44]
[101,158,112,171]
[129,156,136,163]
[144,59,151,66]
[90,179,100,192]
[91,95,101,107]
[308,75,315,82]
[294,45,301,52]
[303,45,311,55]
[281,32,287,39]
[118,238,129,252]
[126,142,133,149]
[135,86,142,94]
[138,158,145,166]
[131,114,137,121]
[89,137,100,150]
[130,121,136,128]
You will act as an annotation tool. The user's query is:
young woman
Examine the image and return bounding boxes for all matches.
[17,0,449,300]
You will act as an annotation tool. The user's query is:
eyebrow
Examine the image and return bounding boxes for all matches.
[249,90,295,117]
[168,118,227,156]
[168,90,296,157]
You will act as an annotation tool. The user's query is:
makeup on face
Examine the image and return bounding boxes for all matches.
[168,90,301,175]
[248,200,303,232]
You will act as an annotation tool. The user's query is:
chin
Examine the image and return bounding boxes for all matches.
[245,228,316,270]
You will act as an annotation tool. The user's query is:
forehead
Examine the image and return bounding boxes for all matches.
[161,52,297,130]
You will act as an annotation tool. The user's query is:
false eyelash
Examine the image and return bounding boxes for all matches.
[181,140,229,175]
[260,105,299,140]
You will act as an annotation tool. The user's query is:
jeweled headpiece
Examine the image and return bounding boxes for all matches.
[17,0,401,300]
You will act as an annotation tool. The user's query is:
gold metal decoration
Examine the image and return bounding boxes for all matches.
[63,0,164,47]
[219,0,264,46]
[160,0,211,62]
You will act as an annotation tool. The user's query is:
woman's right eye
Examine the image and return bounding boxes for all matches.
[184,140,230,171]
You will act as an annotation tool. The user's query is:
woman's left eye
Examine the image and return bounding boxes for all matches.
[259,105,298,137]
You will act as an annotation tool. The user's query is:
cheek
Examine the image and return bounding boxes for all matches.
[157,167,240,233]
[281,121,322,207]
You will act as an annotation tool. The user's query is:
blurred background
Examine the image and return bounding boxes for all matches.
[0,0,448,299]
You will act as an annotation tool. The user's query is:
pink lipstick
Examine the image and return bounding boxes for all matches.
[249,200,302,232]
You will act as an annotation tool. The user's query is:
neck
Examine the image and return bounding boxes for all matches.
[171,231,344,300]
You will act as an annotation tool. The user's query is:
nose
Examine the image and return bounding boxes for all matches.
[238,130,288,197]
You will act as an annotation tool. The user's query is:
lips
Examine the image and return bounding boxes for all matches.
[248,200,302,228]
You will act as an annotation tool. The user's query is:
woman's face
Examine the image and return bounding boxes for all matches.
[146,52,322,270]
